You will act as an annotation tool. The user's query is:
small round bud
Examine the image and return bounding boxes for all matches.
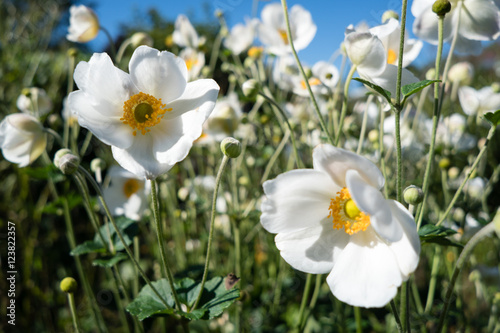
[243,57,254,68]
[432,0,452,16]
[382,10,399,23]
[439,157,451,170]
[304,67,313,79]
[60,277,78,293]
[491,82,500,93]
[403,185,424,205]
[67,48,78,58]
[452,207,465,222]
[164,34,174,48]
[220,137,241,158]
[21,87,31,97]
[90,158,106,172]
[242,79,260,99]
[368,129,379,143]
[130,32,153,48]
[201,66,211,77]
[54,149,80,175]
[425,68,436,80]
[214,9,223,18]
[468,269,481,282]
[448,166,460,179]
[448,62,474,85]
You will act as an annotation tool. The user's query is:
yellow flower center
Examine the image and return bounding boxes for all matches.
[387,49,397,65]
[123,178,141,198]
[247,46,263,59]
[185,57,198,71]
[121,92,172,136]
[278,29,289,45]
[328,187,371,235]
[300,77,321,90]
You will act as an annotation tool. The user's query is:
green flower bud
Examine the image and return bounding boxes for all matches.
[448,166,460,180]
[403,185,424,205]
[439,157,451,170]
[426,68,436,80]
[220,137,241,158]
[60,277,78,293]
[382,10,399,23]
[491,82,500,93]
[90,158,106,172]
[67,48,78,58]
[432,0,452,17]
[368,129,379,143]
[54,149,80,175]
[130,32,154,48]
[242,79,260,100]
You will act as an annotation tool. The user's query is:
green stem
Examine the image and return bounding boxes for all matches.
[416,15,445,230]
[77,166,171,309]
[436,219,499,332]
[296,273,313,329]
[390,299,403,333]
[67,293,81,333]
[395,108,403,202]
[116,38,133,64]
[150,179,182,310]
[395,0,408,105]
[261,129,290,184]
[436,125,496,226]
[357,94,373,154]
[280,0,334,145]
[191,155,230,311]
[335,65,357,147]
[300,273,322,330]
[425,246,441,313]
[354,306,362,333]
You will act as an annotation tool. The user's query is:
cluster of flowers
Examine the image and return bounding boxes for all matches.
[1,0,499,313]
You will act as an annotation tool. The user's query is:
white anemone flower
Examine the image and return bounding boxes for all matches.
[173,15,205,49]
[412,0,500,54]
[458,85,500,116]
[257,3,317,56]
[197,93,242,144]
[291,61,340,97]
[224,18,258,55]
[178,47,205,81]
[344,26,418,98]
[260,144,421,308]
[103,166,150,221]
[69,46,220,179]
[66,5,100,43]
[16,87,53,117]
[369,18,423,68]
[0,113,47,167]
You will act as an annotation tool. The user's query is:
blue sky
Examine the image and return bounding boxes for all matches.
[83,0,431,67]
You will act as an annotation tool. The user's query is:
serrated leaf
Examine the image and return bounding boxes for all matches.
[71,240,106,256]
[92,252,128,267]
[126,276,240,321]
[42,194,82,214]
[401,80,439,98]
[94,217,138,252]
[419,224,463,248]
[483,110,500,126]
[353,78,392,103]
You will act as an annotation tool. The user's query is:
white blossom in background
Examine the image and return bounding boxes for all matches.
[224,18,258,55]
[173,14,205,49]
[412,0,500,54]
[257,3,317,56]
[16,87,53,117]
[458,85,500,116]
[179,47,205,81]
[67,5,100,43]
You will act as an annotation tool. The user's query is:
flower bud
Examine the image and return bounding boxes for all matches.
[60,277,78,293]
[67,48,78,58]
[90,158,106,172]
[220,137,241,158]
[439,157,451,170]
[491,82,500,93]
[130,32,154,48]
[54,149,80,175]
[448,62,474,85]
[242,79,260,99]
[432,0,452,17]
[448,166,460,179]
[382,10,399,23]
[403,185,424,205]
[368,129,379,143]
[425,68,436,80]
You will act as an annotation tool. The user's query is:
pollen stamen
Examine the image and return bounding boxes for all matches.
[328,187,370,235]
[121,92,172,136]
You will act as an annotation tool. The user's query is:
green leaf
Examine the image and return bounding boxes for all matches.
[419,224,463,248]
[401,80,440,98]
[21,165,65,182]
[126,276,240,321]
[92,252,128,267]
[94,217,138,252]
[483,110,500,126]
[126,279,177,321]
[71,240,107,256]
[353,78,392,103]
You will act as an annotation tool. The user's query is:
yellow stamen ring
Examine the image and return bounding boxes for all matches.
[328,187,370,235]
[121,92,172,136]
[278,29,289,45]
[123,179,141,198]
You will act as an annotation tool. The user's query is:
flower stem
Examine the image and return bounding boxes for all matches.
[395,0,408,105]
[150,179,183,310]
[354,306,362,333]
[67,292,81,333]
[357,94,373,154]
[436,218,499,332]
[436,125,497,226]
[390,299,403,333]
[296,273,313,329]
[77,166,171,309]
[191,155,230,311]
[280,0,334,145]
[335,65,357,147]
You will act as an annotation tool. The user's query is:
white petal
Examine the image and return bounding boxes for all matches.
[289,4,317,51]
[275,219,349,274]
[312,144,384,190]
[386,201,421,278]
[412,6,453,44]
[453,34,483,55]
[112,134,161,179]
[261,169,339,234]
[402,39,423,67]
[164,79,220,119]
[458,86,480,115]
[172,14,199,49]
[369,18,399,40]
[261,3,285,30]
[73,52,135,116]
[346,169,403,242]
[411,0,435,18]
[344,31,386,76]
[326,228,403,308]
[458,0,500,41]
[69,91,134,149]
[129,46,187,102]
